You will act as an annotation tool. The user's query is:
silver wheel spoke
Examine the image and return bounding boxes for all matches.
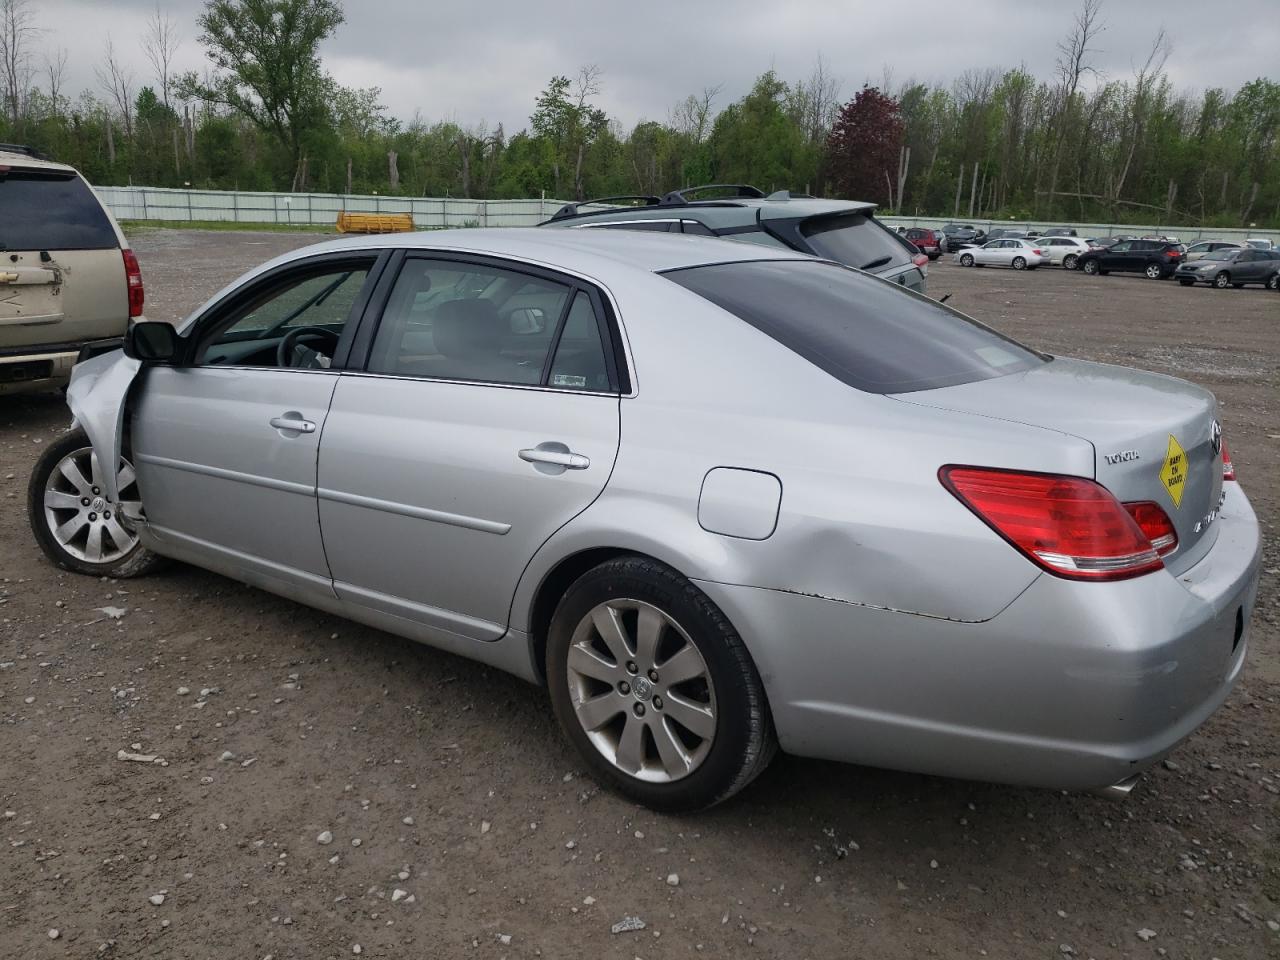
[45,489,82,510]
[84,523,105,562]
[103,516,135,552]
[54,513,88,542]
[89,452,104,487]
[657,644,704,685]
[634,605,664,667]
[567,644,618,684]
[591,605,632,663]
[576,691,623,732]
[58,458,91,495]
[663,692,715,740]
[652,717,692,779]
[615,714,646,774]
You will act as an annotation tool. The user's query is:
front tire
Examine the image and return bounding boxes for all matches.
[1267,273,1279,290]
[546,556,776,811]
[1082,259,1100,275]
[27,428,160,578]
[959,253,974,267]
[1214,271,1231,289]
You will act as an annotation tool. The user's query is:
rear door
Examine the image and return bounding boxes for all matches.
[317,253,623,640]
[1237,250,1264,281]
[0,168,125,348]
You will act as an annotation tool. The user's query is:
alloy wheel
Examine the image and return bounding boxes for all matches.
[1145,264,1163,279]
[43,446,142,563]
[1214,272,1230,289]
[565,599,717,783]
[1012,257,1027,270]
[1063,254,1078,270]
[960,254,974,267]
[1083,260,1099,274]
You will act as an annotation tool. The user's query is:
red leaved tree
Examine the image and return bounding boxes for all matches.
[824,86,905,204]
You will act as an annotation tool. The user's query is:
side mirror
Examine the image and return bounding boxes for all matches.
[509,307,546,335]
[123,321,181,363]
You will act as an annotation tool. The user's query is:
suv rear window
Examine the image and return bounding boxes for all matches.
[799,213,912,272]
[664,259,1045,394]
[0,170,118,250]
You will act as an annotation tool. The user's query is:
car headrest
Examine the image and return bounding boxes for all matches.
[434,299,502,360]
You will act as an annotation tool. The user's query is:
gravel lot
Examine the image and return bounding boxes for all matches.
[3,229,1277,959]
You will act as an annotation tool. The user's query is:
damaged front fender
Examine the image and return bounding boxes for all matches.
[65,349,142,504]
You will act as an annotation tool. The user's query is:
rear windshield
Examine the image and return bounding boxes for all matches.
[664,259,1045,394]
[0,171,118,250]
[799,213,912,272]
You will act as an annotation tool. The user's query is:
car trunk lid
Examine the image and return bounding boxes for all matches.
[900,357,1224,575]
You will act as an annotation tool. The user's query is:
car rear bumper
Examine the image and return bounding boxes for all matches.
[696,482,1260,792]
[0,338,124,395]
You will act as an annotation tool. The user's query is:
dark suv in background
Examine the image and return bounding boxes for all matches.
[939,223,986,251]
[542,185,930,293]
[1077,238,1185,280]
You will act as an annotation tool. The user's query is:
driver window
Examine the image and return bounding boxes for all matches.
[368,258,572,386]
[196,262,372,368]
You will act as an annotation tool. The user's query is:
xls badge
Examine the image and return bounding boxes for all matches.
[1159,434,1187,508]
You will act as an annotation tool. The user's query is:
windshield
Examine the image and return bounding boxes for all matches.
[799,214,912,272]
[664,259,1045,394]
[0,170,118,250]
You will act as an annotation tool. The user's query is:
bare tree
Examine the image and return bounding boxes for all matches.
[44,45,66,115]
[96,36,136,137]
[141,2,181,110]
[1112,28,1171,205]
[572,63,602,112]
[671,84,722,143]
[791,54,841,145]
[1040,0,1106,214]
[0,0,36,127]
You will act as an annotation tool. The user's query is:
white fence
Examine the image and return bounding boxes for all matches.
[92,185,1274,243]
[93,185,568,228]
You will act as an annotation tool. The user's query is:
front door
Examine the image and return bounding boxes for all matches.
[130,254,382,594]
[317,254,623,640]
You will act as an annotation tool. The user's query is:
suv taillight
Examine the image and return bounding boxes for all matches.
[122,248,144,318]
[911,253,929,268]
[940,466,1165,581]
[1222,439,1235,481]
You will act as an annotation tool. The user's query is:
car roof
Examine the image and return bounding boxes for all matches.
[245,226,817,284]
[0,147,77,174]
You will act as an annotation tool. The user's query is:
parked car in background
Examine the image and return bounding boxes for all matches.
[1040,227,1079,237]
[1078,239,1185,279]
[940,223,986,251]
[1038,236,1092,270]
[1185,240,1241,261]
[1175,247,1280,288]
[1243,238,1274,250]
[542,184,930,294]
[29,227,1260,810]
[904,227,943,260]
[0,143,143,394]
[1090,236,1132,248]
[984,228,1030,241]
[954,238,1045,270]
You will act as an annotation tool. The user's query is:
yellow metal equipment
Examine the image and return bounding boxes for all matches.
[335,212,415,234]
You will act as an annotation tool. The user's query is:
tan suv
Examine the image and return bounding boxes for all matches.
[1,144,143,394]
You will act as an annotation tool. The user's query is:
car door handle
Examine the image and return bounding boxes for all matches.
[269,415,316,434]
[519,447,590,470]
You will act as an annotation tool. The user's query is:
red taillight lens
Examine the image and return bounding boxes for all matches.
[940,466,1164,581]
[1032,248,1043,256]
[911,253,929,268]
[122,248,144,318]
[1221,439,1235,481]
[1123,501,1178,556]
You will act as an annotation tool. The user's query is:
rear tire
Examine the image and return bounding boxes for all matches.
[959,253,974,267]
[27,428,161,579]
[546,556,776,812]
[1268,273,1279,290]
[1144,263,1163,279]
[1012,256,1027,270]
[1063,254,1079,270]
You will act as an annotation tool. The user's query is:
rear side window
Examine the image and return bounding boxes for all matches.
[799,214,912,271]
[664,260,1045,394]
[0,171,118,250]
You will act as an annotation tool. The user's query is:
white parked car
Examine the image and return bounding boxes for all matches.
[953,238,1045,270]
[1036,237,1092,270]
[1244,237,1274,251]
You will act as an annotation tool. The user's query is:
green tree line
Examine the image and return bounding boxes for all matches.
[1,0,1276,227]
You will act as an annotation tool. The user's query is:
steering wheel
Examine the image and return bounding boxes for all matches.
[277,326,341,368]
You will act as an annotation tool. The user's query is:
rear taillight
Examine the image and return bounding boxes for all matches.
[1123,501,1178,556]
[1032,248,1043,256]
[122,248,144,318]
[911,253,929,268]
[939,466,1165,581]
[1222,439,1235,481]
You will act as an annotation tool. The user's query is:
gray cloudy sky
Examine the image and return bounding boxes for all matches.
[25,0,1280,129]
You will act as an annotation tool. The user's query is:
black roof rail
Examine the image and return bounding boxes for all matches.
[659,184,765,205]
[548,195,661,222]
[0,142,51,160]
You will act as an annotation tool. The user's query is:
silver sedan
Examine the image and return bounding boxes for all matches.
[954,238,1046,269]
[28,229,1261,810]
